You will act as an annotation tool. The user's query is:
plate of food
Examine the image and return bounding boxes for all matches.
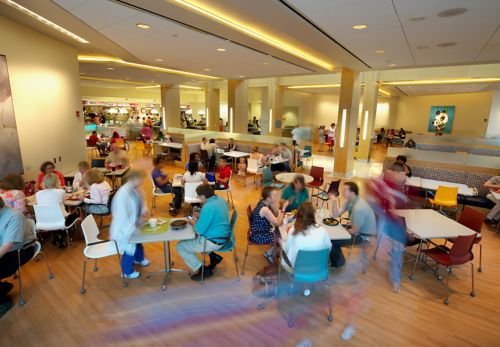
[322,217,339,226]
[171,219,187,230]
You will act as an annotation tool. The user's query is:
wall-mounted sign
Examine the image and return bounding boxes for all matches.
[275,120,282,129]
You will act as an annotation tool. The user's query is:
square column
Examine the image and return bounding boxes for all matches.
[357,71,379,161]
[160,84,181,129]
[204,82,220,131]
[333,68,362,178]
[261,79,283,137]
[227,79,248,134]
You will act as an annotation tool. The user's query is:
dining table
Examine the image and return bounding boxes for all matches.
[276,172,314,184]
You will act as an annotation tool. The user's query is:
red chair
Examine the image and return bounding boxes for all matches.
[423,233,476,305]
[448,206,484,272]
[307,166,324,198]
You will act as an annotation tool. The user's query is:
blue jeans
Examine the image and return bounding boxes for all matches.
[158,184,183,209]
[121,244,145,275]
[379,215,407,285]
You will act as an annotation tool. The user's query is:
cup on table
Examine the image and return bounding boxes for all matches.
[148,218,157,228]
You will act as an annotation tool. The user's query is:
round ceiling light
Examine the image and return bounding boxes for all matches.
[437,8,467,18]
[154,58,164,62]
[375,50,385,54]
[352,24,368,30]
[437,42,457,48]
[136,23,151,29]
[388,63,397,67]
[204,68,211,71]
[216,48,226,52]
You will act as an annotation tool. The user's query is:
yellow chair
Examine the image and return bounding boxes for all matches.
[427,186,458,213]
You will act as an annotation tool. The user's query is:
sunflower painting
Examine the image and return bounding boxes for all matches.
[428,105,455,134]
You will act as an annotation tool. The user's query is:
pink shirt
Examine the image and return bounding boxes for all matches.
[0,189,26,214]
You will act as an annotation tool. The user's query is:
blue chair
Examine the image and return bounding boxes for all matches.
[257,248,332,327]
[200,210,240,283]
[302,145,313,166]
[262,167,285,189]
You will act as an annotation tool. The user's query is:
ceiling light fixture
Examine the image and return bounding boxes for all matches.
[287,84,341,89]
[106,67,114,70]
[204,68,211,71]
[375,50,385,54]
[382,77,500,86]
[171,0,333,70]
[80,76,158,87]
[352,24,368,30]
[379,88,391,96]
[216,48,226,52]
[239,75,245,78]
[78,55,219,79]
[263,62,269,65]
[2,0,89,43]
[179,85,203,90]
[136,23,151,29]
[388,63,397,67]
[155,58,164,62]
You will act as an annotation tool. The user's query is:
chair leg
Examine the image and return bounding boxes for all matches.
[444,266,450,305]
[241,243,250,275]
[66,230,70,248]
[287,281,295,327]
[478,244,482,272]
[17,252,25,305]
[373,233,383,260]
[93,259,98,272]
[326,279,333,322]
[471,262,476,297]
[151,196,156,216]
[233,249,240,281]
[80,258,87,294]
[39,251,55,279]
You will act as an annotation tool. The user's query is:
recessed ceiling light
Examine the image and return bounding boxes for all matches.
[437,42,457,48]
[375,50,385,54]
[239,75,245,78]
[80,72,86,75]
[136,23,151,29]
[150,80,155,83]
[263,62,269,65]
[352,24,368,30]
[154,58,164,62]
[437,8,467,18]
[409,16,426,22]
[388,63,397,67]
[217,48,226,52]
[106,67,114,70]
[204,68,211,71]
[416,45,430,50]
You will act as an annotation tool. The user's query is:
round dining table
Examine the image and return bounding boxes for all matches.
[275,172,314,184]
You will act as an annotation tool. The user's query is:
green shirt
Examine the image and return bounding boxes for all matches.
[282,184,309,211]
[195,195,230,242]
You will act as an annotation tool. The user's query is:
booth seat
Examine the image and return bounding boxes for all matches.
[416,143,500,157]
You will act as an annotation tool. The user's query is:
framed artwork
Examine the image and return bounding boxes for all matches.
[428,105,455,134]
[0,54,24,177]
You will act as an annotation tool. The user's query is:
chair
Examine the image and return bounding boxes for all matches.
[257,249,332,327]
[313,179,341,208]
[200,210,240,283]
[447,206,484,272]
[16,219,54,305]
[262,167,284,189]
[422,233,476,305]
[307,166,324,196]
[91,158,105,168]
[301,145,313,166]
[217,172,234,209]
[150,177,173,216]
[89,190,115,228]
[33,204,79,248]
[80,215,126,294]
[427,186,458,215]
[245,158,262,188]
[184,182,202,205]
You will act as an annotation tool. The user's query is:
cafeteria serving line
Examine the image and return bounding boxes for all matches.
[1,0,500,346]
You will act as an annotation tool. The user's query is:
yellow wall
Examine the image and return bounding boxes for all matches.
[0,16,86,179]
[396,91,493,137]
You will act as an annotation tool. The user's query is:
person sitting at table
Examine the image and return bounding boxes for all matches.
[237,157,247,179]
[82,169,112,215]
[88,130,99,147]
[396,155,412,178]
[36,173,79,247]
[0,197,36,314]
[226,138,236,151]
[156,131,168,142]
[184,152,203,171]
[281,174,309,212]
[182,161,207,184]
[484,175,500,228]
[0,174,27,215]
[328,182,376,268]
[106,143,129,168]
[72,161,90,191]
[36,161,65,190]
[404,139,416,149]
[110,170,150,279]
[250,186,289,263]
[398,128,406,140]
[176,183,230,281]
[250,146,263,165]
[280,202,331,273]
[110,131,120,144]
[151,157,182,214]
[215,157,231,190]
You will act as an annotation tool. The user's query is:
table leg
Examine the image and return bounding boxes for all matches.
[145,241,188,291]
[409,239,424,280]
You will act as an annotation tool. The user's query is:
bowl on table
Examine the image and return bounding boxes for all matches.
[171,220,187,230]
[323,217,339,226]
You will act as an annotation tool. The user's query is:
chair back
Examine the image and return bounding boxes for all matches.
[150,176,163,195]
[219,210,238,252]
[435,186,458,203]
[449,233,476,265]
[262,167,274,182]
[246,205,253,240]
[248,158,259,172]
[91,158,105,168]
[115,138,125,147]
[81,215,101,245]
[293,248,330,283]
[304,145,312,152]
[309,166,324,182]
[184,182,202,203]
[458,206,484,233]
[328,179,341,197]
[200,150,209,162]
[33,204,66,230]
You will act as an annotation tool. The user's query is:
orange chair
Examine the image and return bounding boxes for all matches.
[427,186,458,214]
[307,166,324,198]
[423,233,476,305]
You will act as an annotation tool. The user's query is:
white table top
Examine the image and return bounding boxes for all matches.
[171,174,214,188]
[158,142,183,149]
[129,218,196,244]
[222,151,250,158]
[405,176,422,188]
[394,209,476,239]
[279,210,351,241]
[276,172,314,184]
[420,178,473,196]
[64,167,129,178]
[266,157,289,164]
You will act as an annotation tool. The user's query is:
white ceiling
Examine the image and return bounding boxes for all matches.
[286,0,500,69]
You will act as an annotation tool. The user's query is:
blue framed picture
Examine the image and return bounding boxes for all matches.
[428,105,455,134]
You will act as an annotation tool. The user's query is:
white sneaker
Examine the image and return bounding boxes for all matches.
[341,325,356,341]
[121,271,140,279]
[134,259,150,267]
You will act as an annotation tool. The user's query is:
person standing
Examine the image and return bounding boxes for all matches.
[327,123,336,149]
[318,126,326,152]
[110,170,150,279]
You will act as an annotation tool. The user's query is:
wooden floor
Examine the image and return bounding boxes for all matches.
[2,143,500,346]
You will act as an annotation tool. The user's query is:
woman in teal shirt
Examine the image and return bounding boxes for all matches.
[281,174,309,212]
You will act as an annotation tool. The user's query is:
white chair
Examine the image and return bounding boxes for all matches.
[216,172,234,209]
[245,158,263,189]
[80,215,126,294]
[33,204,79,248]
[150,177,173,216]
[184,182,202,205]
[16,219,54,305]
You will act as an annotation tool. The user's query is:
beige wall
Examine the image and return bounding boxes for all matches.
[283,90,314,126]
[395,91,493,137]
[0,16,85,179]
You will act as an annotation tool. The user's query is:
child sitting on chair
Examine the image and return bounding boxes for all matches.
[237,157,247,179]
